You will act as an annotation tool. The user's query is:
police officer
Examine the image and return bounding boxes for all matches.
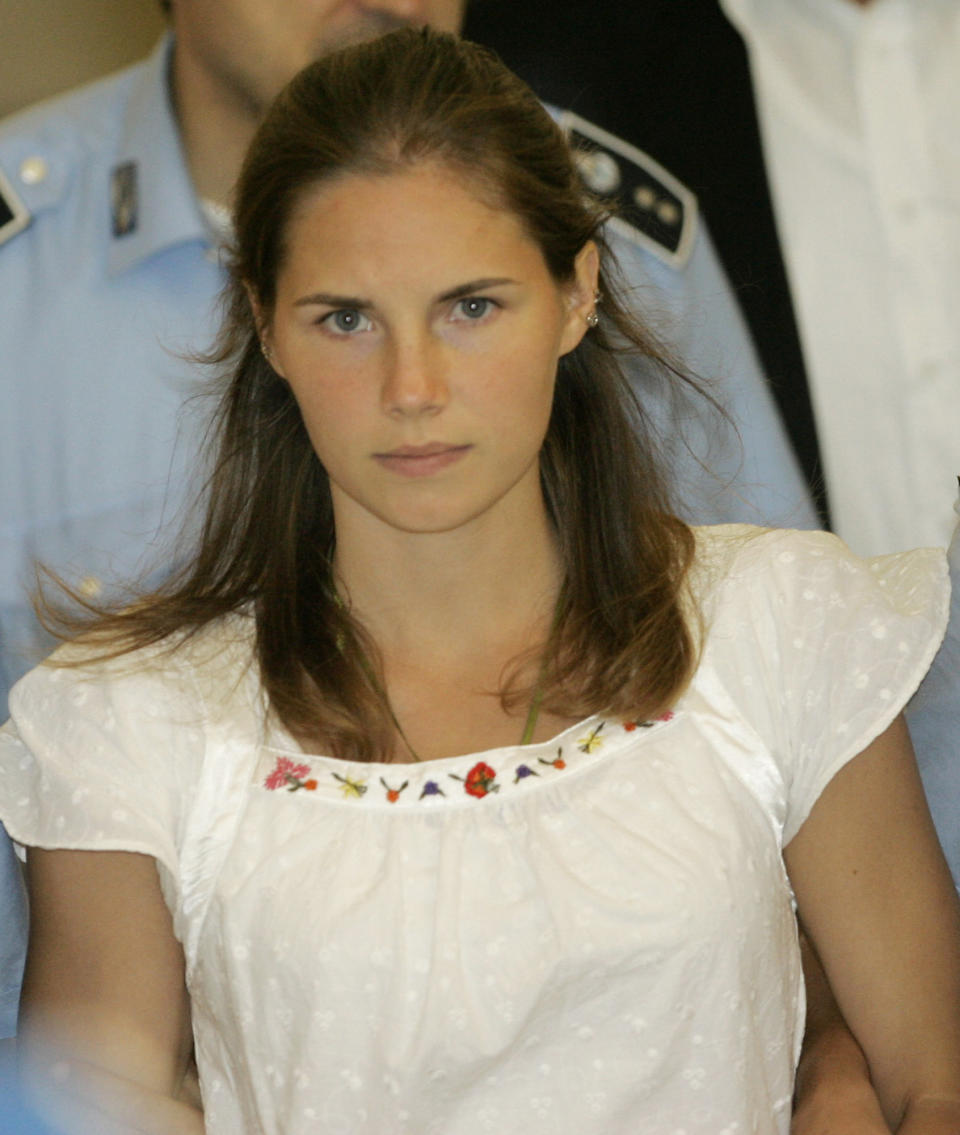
[0,0,817,1043]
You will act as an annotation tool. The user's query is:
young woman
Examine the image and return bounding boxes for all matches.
[2,27,958,1135]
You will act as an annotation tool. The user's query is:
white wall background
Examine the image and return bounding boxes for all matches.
[1,0,164,119]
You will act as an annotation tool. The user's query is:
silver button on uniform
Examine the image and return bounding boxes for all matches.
[19,156,49,186]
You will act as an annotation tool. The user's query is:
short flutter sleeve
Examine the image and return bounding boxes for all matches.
[0,643,206,879]
[698,527,950,845]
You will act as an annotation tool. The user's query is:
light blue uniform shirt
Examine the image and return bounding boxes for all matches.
[0,38,221,1038]
[906,495,960,894]
[0,38,817,1036]
[0,40,222,709]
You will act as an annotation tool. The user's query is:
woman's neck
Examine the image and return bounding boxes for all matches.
[331,500,563,665]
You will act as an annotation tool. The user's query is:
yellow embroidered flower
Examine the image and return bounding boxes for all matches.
[333,772,368,798]
[577,723,605,753]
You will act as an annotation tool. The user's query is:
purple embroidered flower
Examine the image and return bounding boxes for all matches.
[419,780,444,799]
[514,764,539,783]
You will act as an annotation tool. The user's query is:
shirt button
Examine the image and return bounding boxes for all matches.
[19,156,49,185]
[917,359,944,384]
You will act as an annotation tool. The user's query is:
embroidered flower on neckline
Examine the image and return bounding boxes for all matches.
[264,755,318,792]
[333,772,368,798]
[380,777,409,803]
[577,722,606,753]
[623,710,675,732]
[451,761,499,798]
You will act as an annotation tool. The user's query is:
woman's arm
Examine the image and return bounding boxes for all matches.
[19,848,203,1135]
[785,715,960,1133]
[792,932,892,1133]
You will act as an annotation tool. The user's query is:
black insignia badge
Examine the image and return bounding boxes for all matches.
[561,112,697,269]
[110,160,139,238]
[0,166,31,248]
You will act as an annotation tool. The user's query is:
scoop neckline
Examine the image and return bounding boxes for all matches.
[266,711,601,772]
[258,710,679,809]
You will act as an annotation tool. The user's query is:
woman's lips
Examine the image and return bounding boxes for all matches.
[373,443,472,478]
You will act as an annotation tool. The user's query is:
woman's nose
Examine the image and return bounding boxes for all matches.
[380,333,449,417]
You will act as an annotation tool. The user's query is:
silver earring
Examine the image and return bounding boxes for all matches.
[586,289,601,328]
[260,341,274,367]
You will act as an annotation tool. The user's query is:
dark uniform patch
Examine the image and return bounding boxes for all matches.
[110,160,139,237]
[561,111,697,269]
[0,166,31,247]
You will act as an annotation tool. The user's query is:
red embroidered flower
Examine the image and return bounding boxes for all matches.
[624,710,674,732]
[462,761,499,798]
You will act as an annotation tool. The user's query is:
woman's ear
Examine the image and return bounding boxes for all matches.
[246,283,283,376]
[558,240,601,356]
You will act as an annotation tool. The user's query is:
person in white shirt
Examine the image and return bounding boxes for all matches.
[719,0,960,557]
[4,28,959,1135]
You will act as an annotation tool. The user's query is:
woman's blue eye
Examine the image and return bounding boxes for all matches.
[326,309,370,333]
[455,297,493,320]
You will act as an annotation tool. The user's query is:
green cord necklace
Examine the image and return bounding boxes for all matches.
[333,590,554,764]
[365,661,547,764]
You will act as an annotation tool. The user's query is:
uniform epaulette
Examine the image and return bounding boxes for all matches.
[560,111,698,269]
[0,164,31,248]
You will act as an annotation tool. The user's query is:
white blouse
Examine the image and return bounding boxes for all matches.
[0,527,948,1134]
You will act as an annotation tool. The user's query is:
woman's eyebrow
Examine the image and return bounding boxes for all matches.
[436,277,518,302]
[292,278,519,309]
[293,291,370,309]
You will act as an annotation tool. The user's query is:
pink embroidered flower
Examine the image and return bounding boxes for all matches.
[264,756,313,791]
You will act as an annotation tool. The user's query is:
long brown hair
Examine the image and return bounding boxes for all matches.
[43,27,700,760]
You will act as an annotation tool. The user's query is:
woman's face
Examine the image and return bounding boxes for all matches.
[264,162,598,541]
